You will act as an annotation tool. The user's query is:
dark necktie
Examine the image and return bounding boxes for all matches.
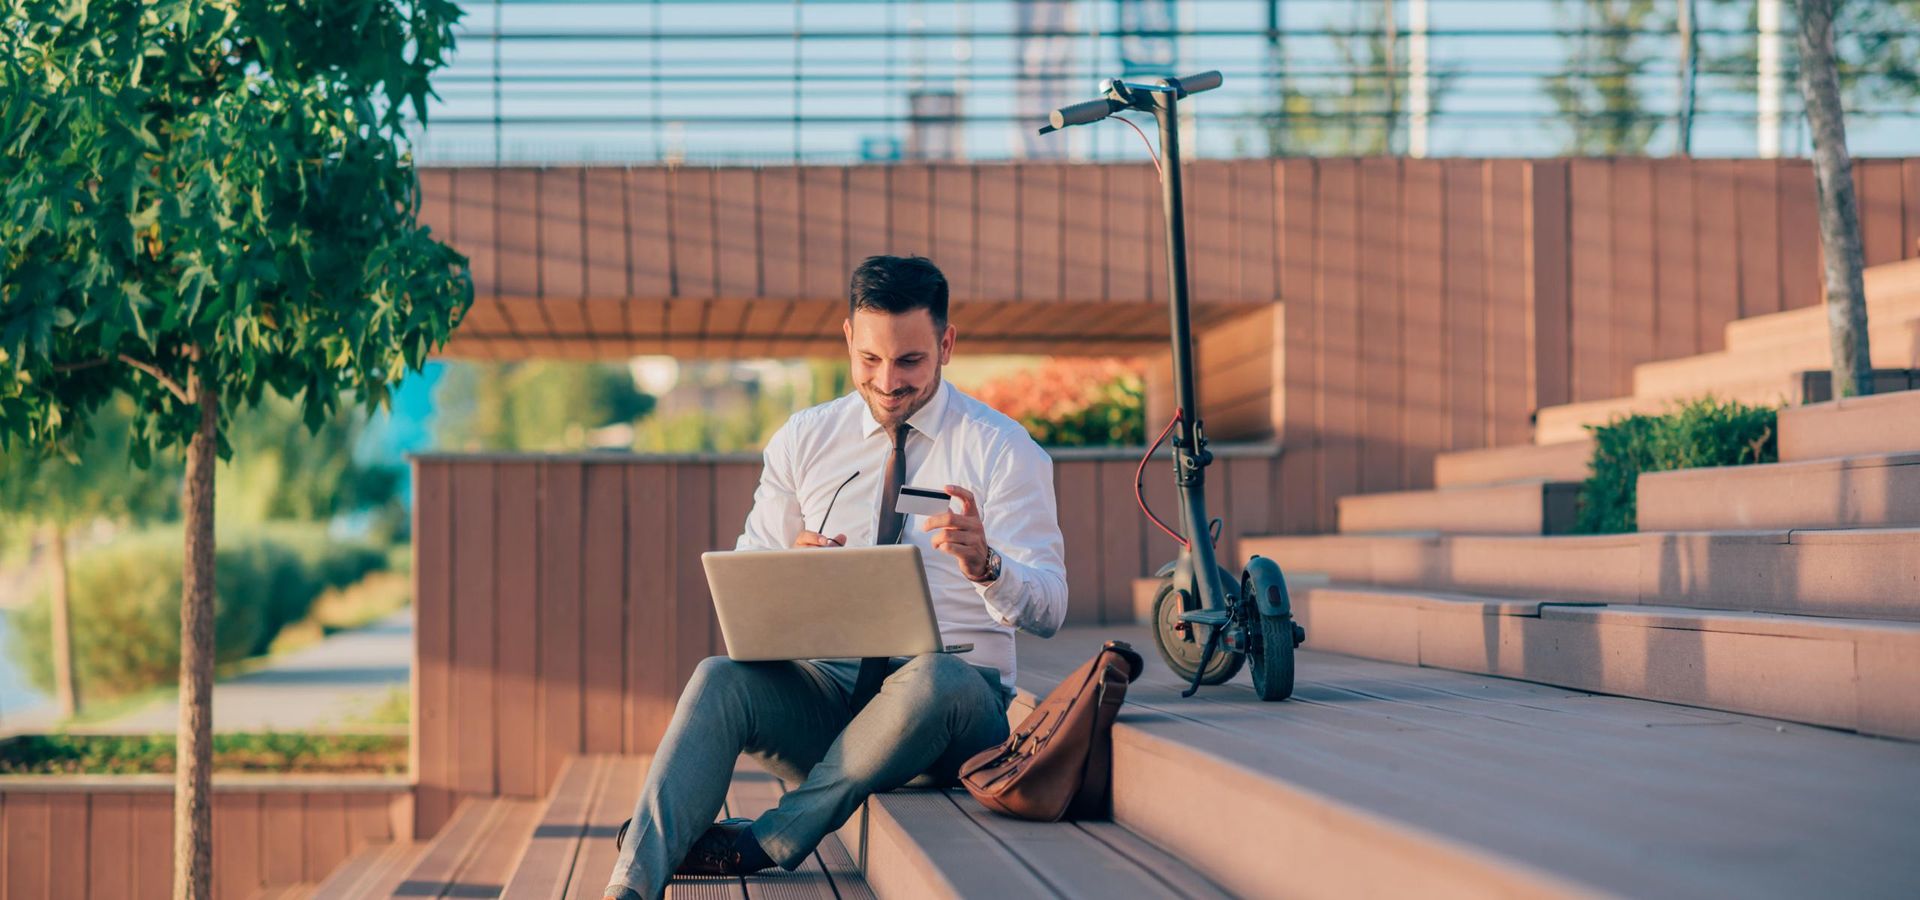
[854,421,912,714]
[876,423,911,545]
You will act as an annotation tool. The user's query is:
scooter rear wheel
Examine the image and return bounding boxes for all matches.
[1150,576,1244,686]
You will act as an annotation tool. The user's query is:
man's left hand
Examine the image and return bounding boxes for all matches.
[924,484,992,581]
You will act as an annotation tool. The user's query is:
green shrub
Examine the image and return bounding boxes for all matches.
[1575,397,1778,534]
[0,732,407,775]
[8,525,389,701]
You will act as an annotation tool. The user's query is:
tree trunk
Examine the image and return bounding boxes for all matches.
[173,357,217,900]
[45,523,78,719]
[1796,0,1873,398]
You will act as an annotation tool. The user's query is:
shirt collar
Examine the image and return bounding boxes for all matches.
[859,378,951,440]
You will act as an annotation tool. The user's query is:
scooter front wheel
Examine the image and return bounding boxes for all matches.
[1244,562,1299,701]
[1150,576,1244,686]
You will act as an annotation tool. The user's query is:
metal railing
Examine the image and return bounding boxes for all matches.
[405,0,1920,165]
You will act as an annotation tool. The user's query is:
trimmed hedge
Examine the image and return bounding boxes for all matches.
[1575,397,1778,534]
[8,524,387,701]
[0,732,406,775]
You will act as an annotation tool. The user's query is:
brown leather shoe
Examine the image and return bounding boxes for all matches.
[674,817,759,877]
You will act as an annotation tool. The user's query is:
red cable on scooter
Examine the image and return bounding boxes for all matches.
[1135,408,1189,549]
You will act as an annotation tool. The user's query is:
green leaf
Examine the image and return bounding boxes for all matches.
[177,264,214,324]
[127,202,159,231]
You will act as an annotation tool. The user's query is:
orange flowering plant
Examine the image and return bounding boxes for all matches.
[972,358,1147,447]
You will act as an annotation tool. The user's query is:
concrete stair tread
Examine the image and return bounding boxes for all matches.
[1337,480,1581,536]
[1433,439,1594,488]
[1243,527,1920,622]
[1635,318,1920,398]
[1532,375,1807,446]
[1638,450,1920,530]
[1725,257,1920,350]
[1780,386,1920,461]
[1015,626,1920,900]
[1288,581,1920,739]
[1298,579,1920,641]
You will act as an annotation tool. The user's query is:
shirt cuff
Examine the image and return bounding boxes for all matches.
[974,552,1028,628]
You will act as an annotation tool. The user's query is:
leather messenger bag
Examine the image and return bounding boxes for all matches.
[958,640,1144,821]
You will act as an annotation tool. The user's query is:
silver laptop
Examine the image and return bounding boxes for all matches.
[702,544,970,661]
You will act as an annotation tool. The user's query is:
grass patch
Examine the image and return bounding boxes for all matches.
[337,686,409,727]
[0,732,407,775]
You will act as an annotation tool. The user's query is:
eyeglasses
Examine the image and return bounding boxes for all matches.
[813,470,859,546]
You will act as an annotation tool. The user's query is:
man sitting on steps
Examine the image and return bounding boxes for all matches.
[603,254,1069,900]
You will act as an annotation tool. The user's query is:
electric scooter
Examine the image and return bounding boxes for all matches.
[1038,71,1303,700]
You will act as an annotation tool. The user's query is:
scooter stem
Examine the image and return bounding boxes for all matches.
[1153,88,1227,618]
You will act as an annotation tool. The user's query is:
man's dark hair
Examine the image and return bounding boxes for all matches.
[849,255,948,330]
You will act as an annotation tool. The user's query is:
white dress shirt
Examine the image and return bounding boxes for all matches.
[735,378,1068,690]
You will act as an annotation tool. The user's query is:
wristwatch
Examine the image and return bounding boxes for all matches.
[973,546,1003,584]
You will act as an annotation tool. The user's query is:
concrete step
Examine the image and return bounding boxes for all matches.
[1433,439,1594,488]
[1725,257,1920,351]
[1337,480,1581,535]
[1633,318,1920,401]
[1534,370,1920,445]
[1533,394,1662,445]
[1240,528,1920,621]
[1013,626,1920,899]
[1638,451,1920,531]
[1780,387,1920,461]
[1289,583,1920,740]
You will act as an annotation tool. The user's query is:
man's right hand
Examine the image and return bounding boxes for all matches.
[793,530,847,548]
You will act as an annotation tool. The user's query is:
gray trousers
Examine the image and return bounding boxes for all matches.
[603,653,1011,900]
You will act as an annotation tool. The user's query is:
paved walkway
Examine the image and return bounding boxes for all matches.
[100,607,413,732]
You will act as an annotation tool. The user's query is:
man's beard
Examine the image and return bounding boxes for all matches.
[861,370,939,430]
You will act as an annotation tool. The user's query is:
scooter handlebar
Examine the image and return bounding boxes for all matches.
[1050,98,1118,130]
[1169,70,1223,96]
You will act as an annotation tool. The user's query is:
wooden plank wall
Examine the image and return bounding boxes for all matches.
[1142,305,1286,441]
[1262,157,1920,533]
[0,784,409,899]
[411,449,1281,836]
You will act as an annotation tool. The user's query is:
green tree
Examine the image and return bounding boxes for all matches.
[0,2,468,895]
[0,394,180,719]
[1262,3,1430,156]
[1543,0,1664,154]
[434,360,655,451]
[219,392,403,533]
[1704,1,1920,113]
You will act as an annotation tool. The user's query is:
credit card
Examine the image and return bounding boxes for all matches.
[894,485,953,517]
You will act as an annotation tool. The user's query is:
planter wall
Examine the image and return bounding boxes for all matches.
[0,776,410,899]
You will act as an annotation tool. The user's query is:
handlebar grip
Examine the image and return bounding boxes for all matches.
[1050,98,1116,130]
[1173,70,1223,95]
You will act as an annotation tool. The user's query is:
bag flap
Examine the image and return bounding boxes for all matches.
[1102,640,1145,683]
